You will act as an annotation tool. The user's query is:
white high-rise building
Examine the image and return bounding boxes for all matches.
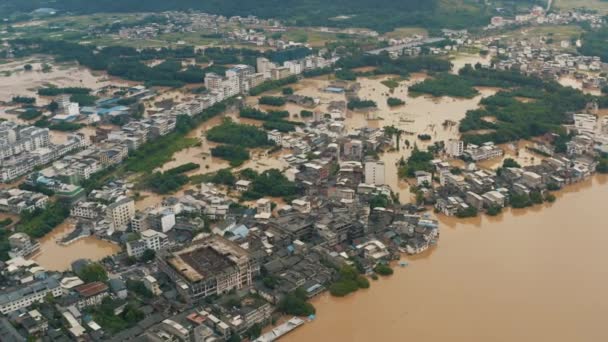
[364,161,385,185]
[445,139,464,157]
[106,197,135,231]
[256,57,276,79]
[56,95,80,116]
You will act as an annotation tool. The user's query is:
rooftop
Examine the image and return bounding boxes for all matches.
[166,236,249,283]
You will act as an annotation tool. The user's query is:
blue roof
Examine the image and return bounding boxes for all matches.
[226,224,249,240]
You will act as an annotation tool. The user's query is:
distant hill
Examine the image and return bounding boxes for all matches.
[0,0,536,32]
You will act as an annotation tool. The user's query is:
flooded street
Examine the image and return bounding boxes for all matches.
[33,220,121,271]
[286,175,608,342]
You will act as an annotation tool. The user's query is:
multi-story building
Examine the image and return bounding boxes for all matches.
[0,188,48,214]
[106,198,135,231]
[73,282,109,310]
[0,277,63,315]
[445,139,464,157]
[0,122,50,159]
[158,236,258,301]
[126,229,169,258]
[226,64,256,93]
[364,160,385,185]
[464,142,504,161]
[70,201,107,220]
[8,232,40,258]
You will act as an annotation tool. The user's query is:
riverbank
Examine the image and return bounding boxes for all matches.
[285,175,608,342]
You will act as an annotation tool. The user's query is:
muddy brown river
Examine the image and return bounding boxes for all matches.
[285,175,608,342]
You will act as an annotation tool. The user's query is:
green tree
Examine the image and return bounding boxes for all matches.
[78,263,108,283]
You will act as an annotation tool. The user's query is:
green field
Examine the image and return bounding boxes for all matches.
[555,0,608,13]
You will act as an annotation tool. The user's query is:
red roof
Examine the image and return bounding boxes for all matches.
[75,281,108,297]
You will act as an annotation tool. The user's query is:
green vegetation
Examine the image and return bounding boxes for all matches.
[259,96,286,106]
[530,190,544,204]
[335,69,357,81]
[70,93,98,106]
[398,147,434,178]
[347,98,377,110]
[409,73,478,98]
[511,193,532,209]
[417,134,432,141]
[458,66,602,146]
[19,182,55,196]
[126,279,154,298]
[12,39,204,87]
[239,107,300,132]
[207,118,271,147]
[456,206,478,218]
[18,109,42,120]
[300,110,313,118]
[125,133,198,173]
[1,0,496,33]
[122,101,226,174]
[17,202,70,239]
[211,145,250,167]
[88,298,144,335]
[38,86,92,96]
[486,205,502,216]
[381,78,400,90]
[142,163,199,194]
[77,262,108,283]
[369,194,390,209]
[278,287,315,316]
[598,156,608,174]
[209,169,237,186]
[241,169,299,201]
[336,54,451,78]
[387,97,405,107]
[502,158,521,168]
[282,87,294,95]
[579,27,608,62]
[329,265,370,297]
[263,120,297,133]
[374,264,394,276]
[249,76,298,96]
[12,96,35,104]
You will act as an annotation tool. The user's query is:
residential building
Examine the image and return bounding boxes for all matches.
[126,229,169,258]
[364,160,385,185]
[106,198,135,231]
[8,233,40,258]
[0,277,63,315]
[445,139,464,157]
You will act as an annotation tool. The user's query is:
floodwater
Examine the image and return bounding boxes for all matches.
[33,219,121,271]
[286,174,608,342]
[558,76,602,96]
[347,74,498,201]
[0,57,134,103]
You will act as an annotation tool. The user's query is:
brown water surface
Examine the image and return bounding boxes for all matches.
[286,175,608,342]
[33,219,121,271]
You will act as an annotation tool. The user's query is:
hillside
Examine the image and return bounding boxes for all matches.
[0,0,504,32]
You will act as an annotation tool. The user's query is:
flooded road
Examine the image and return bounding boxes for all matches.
[285,175,608,342]
[33,220,121,271]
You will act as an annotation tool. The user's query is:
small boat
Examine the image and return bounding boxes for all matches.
[399,261,409,267]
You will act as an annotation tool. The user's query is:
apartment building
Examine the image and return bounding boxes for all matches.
[106,198,135,231]
[0,277,63,315]
[126,229,169,258]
